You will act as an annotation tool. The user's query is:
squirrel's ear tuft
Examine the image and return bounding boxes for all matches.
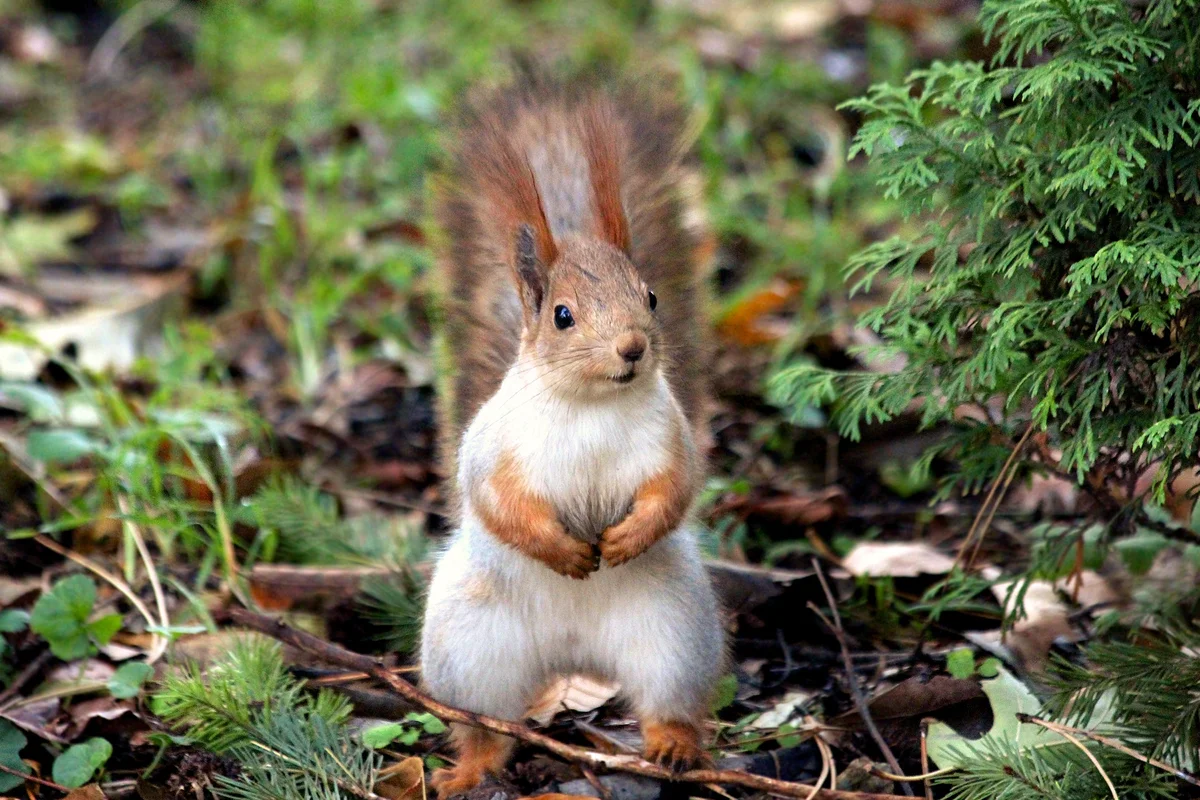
[515,224,548,315]
[582,101,631,254]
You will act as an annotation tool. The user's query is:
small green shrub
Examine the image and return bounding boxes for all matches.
[774,0,1200,506]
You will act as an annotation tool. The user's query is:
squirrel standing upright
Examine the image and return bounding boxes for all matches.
[421,77,724,797]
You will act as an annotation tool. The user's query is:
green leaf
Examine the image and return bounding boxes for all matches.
[30,574,97,659]
[405,712,446,735]
[711,673,739,712]
[362,722,409,749]
[108,661,154,699]
[945,647,976,679]
[86,614,123,646]
[1114,529,1169,575]
[0,383,64,422]
[977,658,1000,678]
[53,737,112,788]
[0,720,28,793]
[777,722,802,749]
[0,609,29,634]
[424,755,447,771]
[25,429,101,465]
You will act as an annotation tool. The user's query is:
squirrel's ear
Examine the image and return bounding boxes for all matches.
[515,224,548,315]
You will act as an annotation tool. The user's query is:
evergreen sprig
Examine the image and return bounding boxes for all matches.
[154,637,379,800]
[772,0,1200,500]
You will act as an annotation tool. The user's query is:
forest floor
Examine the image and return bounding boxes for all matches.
[1,1,1187,799]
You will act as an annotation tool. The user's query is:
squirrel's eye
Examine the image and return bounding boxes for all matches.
[553,305,574,330]
[648,290,657,311]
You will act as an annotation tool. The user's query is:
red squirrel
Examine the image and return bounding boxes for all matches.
[421,77,723,796]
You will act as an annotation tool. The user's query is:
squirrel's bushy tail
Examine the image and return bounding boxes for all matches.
[434,76,710,479]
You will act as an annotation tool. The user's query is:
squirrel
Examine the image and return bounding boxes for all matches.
[420,76,724,797]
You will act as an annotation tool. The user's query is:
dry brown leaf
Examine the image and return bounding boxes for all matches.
[833,675,985,726]
[975,569,1121,672]
[525,674,621,726]
[63,784,106,800]
[375,756,425,800]
[57,697,133,740]
[716,278,801,346]
[840,542,955,578]
[744,487,847,525]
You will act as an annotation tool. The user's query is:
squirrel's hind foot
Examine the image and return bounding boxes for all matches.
[430,726,514,798]
[641,719,710,774]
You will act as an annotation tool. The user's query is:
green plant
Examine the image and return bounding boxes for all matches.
[773,0,1200,507]
[155,637,383,800]
[29,575,122,660]
[52,737,112,789]
[361,713,446,749]
[771,1,1200,797]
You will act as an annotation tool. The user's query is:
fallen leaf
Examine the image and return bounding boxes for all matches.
[0,270,190,380]
[525,675,620,726]
[64,784,106,800]
[716,278,801,346]
[840,542,955,578]
[974,569,1121,672]
[742,487,848,525]
[58,697,133,740]
[750,690,814,729]
[926,666,1052,768]
[834,675,985,726]
[375,756,424,800]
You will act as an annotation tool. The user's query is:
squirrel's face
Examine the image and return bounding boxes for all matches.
[523,239,660,398]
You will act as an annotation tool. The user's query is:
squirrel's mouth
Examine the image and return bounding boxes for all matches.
[610,371,637,384]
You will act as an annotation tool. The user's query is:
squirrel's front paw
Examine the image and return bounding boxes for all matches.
[536,533,600,579]
[599,520,653,567]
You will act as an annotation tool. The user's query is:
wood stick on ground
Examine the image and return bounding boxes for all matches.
[223,607,911,800]
[810,559,913,796]
[0,762,70,792]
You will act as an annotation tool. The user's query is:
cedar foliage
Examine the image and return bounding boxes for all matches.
[773,1,1200,796]
[773,0,1200,505]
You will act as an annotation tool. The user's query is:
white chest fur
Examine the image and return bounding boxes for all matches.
[460,368,677,541]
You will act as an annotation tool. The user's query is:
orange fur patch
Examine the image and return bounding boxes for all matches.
[641,719,709,772]
[430,724,514,797]
[473,451,599,579]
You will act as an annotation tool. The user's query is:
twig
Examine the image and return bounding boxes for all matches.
[1017,715,1117,800]
[918,720,934,800]
[580,762,614,800]
[223,608,911,800]
[810,559,913,796]
[806,731,832,800]
[1017,714,1200,787]
[305,666,421,685]
[0,648,53,707]
[0,762,71,792]
[955,422,1035,570]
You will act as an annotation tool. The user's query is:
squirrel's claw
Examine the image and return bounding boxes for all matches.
[642,720,708,774]
[599,522,651,567]
[539,535,600,579]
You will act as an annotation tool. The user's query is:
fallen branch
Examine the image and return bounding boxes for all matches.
[223,607,909,800]
[810,559,913,796]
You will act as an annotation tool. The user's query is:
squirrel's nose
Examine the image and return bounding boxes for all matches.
[615,332,647,364]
